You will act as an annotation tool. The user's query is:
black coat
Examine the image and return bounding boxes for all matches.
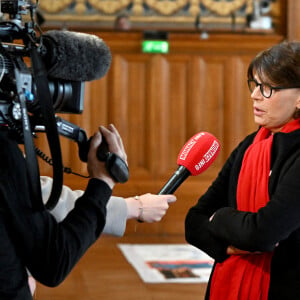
[185,129,300,300]
[0,128,111,299]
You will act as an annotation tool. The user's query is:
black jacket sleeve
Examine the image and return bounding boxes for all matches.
[23,179,111,287]
[0,131,112,287]
[209,152,300,252]
[185,146,239,262]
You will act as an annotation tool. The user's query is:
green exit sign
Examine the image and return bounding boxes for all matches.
[142,40,169,54]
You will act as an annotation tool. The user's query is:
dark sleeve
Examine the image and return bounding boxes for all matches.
[185,146,240,262]
[209,155,300,253]
[0,134,112,287]
[24,179,111,286]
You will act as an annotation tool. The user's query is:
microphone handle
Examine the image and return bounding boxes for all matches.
[158,165,191,195]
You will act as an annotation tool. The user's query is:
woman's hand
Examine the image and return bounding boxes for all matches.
[227,245,252,255]
[226,245,262,255]
[126,193,176,222]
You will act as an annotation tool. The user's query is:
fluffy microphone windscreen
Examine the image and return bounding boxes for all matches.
[42,30,112,81]
[177,132,220,176]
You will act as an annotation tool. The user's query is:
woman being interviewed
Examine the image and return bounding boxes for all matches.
[185,41,300,300]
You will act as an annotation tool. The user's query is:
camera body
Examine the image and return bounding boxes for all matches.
[0,1,128,210]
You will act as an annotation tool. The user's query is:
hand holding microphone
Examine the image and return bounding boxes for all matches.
[159,132,221,194]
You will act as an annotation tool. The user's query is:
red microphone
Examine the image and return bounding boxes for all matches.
[158,132,221,194]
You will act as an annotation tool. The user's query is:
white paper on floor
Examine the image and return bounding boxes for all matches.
[118,244,214,283]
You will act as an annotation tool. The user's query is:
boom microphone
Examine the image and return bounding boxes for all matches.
[158,132,220,195]
[39,30,112,81]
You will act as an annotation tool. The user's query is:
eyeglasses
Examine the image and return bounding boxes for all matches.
[247,79,293,98]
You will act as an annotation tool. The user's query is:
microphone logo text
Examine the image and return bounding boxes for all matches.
[195,140,219,171]
[179,132,205,161]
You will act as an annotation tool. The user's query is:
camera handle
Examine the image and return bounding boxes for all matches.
[78,136,129,184]
[53,117,129,183]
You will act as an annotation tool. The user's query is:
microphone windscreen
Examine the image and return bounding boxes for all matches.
[42,30,112,81]
[177,132,220,176]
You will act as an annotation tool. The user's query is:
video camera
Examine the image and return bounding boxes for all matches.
[0,1,84,126]
[0,0,128,210]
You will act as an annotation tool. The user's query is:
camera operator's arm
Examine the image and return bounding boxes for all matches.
[0,124,126,287]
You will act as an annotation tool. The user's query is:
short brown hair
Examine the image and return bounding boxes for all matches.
[247,41,300,88]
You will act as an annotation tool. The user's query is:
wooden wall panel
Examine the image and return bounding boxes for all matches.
[36,32,284,234]
[287,0,300,40]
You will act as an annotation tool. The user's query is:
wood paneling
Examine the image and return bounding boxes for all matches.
[36,32,284,235]
[287,0,300,40]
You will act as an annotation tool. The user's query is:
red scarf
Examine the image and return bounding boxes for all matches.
[209,120,300,300]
